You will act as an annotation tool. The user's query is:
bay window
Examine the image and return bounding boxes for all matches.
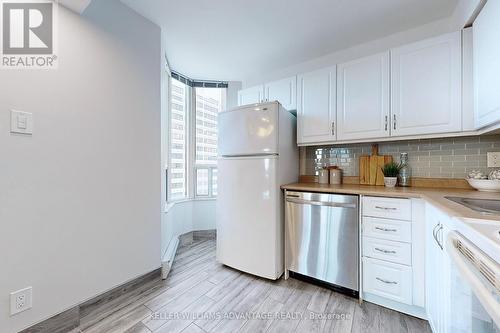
[167,73,227,201]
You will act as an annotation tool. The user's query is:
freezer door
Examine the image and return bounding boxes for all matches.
[218,103,279,156]
[216,156,282,279]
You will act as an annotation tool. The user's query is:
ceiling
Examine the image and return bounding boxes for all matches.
[121,0,458,81]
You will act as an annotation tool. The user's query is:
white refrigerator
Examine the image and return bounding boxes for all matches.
[216,101,298,280]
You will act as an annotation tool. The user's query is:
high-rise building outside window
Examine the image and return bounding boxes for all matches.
[194,87,225,197]
[169,79,188,200]
[167,73,226,201]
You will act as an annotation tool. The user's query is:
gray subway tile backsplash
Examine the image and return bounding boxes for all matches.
[303,135,500,179]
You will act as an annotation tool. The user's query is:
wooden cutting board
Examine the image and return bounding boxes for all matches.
[359,144,393,186]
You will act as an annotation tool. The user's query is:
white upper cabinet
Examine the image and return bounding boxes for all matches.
[391,32,462,137]
[238,85,264,106]
[297,66,337,144]
[264,76,297,111]
[238,77,297,110]
[473,0,500,128]
[462,28,476,131]
[337,52,390,141]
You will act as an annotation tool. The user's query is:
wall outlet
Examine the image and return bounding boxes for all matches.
[10,287,32,316]
[487,152,500,168]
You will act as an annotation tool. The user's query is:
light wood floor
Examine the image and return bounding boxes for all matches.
[74,239,431,333]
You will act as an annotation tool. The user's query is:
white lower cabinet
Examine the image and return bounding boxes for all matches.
[363,236,412,266]
[363,257,412,304]
[362,196,411,221]
[361,196,426,318]
[425,203,452,333]
[363,217,412,243]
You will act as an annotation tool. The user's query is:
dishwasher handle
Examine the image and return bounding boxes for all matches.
[286,197,357,209]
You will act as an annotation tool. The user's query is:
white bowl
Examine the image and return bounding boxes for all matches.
[466,178,500,192]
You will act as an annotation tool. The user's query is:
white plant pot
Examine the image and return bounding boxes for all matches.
[384,177,397,188]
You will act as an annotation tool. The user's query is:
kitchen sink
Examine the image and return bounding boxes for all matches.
[445,197,500,215]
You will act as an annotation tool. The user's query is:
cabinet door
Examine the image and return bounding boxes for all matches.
[297,66,336,144]
[238,85,264,106]
[439,222,451,333]
[337,52,390,140]
[265,76,297,111]
[462,28,475,131]
[425,205,441,333]
[426,205,453,333]
[474,0,500,128]
[391,32,462,136]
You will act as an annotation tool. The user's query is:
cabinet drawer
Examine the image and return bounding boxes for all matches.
[362,196,411,221]
[363,237,411,265]
[363,217,411,243]
[363,257,412,305]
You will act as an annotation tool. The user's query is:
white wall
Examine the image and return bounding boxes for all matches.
[227,81,242,109]
[243,18,454,87]
[0,1,162,332]
[450,0,485,28]
[160,33,170,258]
[162,200,216,252]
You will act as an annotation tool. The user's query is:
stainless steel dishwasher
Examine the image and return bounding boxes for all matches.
[285,191,359,293]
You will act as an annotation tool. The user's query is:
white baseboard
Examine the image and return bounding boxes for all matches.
[161,236,179,280]
[362,292,427,319]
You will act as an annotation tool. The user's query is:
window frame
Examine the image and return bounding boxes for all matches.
[167,77,191,201]
[167,77,226,202]
[194,166,217,197]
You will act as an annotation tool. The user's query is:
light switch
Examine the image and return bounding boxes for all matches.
[10,110,33,135]
[17,114,27,129]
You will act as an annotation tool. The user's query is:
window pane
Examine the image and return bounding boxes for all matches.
[195,88,225,165]
[212,168,218,196]
[169,79,187,200]
[196,168,209,196]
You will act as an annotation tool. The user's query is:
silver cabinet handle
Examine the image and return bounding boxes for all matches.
[384,115,388,131]
[393,114,397,130]
[375,206,397,211]
[432,223,443,250]
[376,277,397,284]
[286,197,356,209]
[375,227,397,232]
[331,122,335,136]
[375,247,396,254]
[432,223,439,242]
[436,225,444,250]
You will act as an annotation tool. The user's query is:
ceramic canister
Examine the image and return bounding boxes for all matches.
[329,167,342,185]
[318,169,329,184]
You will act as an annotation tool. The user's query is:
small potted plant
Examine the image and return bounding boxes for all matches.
[381,161,402,188]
